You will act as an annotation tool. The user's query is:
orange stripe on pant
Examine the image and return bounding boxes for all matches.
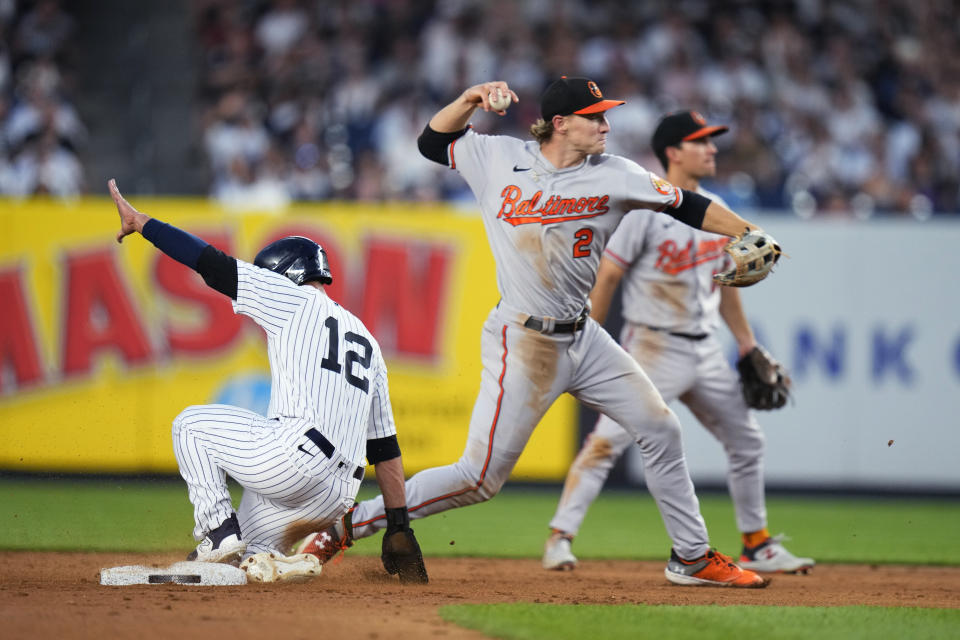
[352,324,510,529]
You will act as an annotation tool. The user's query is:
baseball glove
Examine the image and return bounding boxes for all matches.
[381,507,428,584]
[737,345,791,410]
[713,229,782,287]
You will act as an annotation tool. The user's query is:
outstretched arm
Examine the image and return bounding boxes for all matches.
[701,200,758,238]
[664,190,758,239]
[108,179,239,299]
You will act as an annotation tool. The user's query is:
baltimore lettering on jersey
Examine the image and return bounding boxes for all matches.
[497,186,610,225]
[654,237,729,275]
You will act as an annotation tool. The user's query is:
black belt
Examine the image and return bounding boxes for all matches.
[640,324,709,341]
[304,428,364,480]
[524,308,589,334]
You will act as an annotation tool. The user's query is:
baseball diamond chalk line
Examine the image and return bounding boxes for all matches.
[99,561,247,586]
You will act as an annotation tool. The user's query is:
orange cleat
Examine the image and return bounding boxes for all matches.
[664,548,770,588]
[293,507,354,564]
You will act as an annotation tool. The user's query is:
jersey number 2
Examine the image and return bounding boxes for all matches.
[320,316,372,393]
[573,228,593,258]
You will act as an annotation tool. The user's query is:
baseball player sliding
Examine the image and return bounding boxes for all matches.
[542,111,814,574]
[108,180,427,584]
[300,77,781,587]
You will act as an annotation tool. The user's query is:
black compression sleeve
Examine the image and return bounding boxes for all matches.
[665,189,711,229]
[196,245,238,300]
[417,124,469,166]
[367,434,401,464]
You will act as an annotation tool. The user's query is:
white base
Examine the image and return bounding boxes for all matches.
[99,561,248,586]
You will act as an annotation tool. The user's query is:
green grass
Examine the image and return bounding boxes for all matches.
[438,604,960,640]
[3,478,957,640]
[1,478,958,565]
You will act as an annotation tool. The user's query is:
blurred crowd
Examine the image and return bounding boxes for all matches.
[188,0,960,216]
[2,1,959,218]
[191,0,960,217]
[0,0,84,197]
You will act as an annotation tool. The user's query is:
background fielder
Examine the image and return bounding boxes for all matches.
[302,77,781,588]
[542,111,814,574]
[108,179,426,582]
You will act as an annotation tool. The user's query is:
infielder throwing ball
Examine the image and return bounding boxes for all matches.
[542,111,813,574]
[300,77,781,587]
[108,179,427,584]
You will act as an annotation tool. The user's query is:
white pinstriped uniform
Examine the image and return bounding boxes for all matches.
[350,129,715,560]
[173,261,396,556]
[549,188,768,537]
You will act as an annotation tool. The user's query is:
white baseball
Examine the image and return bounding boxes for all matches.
[489,88,512,111]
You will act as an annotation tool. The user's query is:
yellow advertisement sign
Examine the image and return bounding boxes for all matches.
[0,198,576,479]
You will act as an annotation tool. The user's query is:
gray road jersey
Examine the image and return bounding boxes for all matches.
[232,260,397,466]
[449,128,684,320]
[604,187,732,335]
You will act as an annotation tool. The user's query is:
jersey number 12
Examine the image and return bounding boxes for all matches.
[320,316,372,393]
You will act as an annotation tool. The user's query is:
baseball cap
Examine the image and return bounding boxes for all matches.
[651,110,729,155]
[540,76,625,120]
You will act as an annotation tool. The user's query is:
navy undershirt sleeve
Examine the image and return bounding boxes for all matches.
[664,189,711,229]
[141,218,208,270]
[142,219,238,299]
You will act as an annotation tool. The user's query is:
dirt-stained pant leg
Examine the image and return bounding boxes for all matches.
[567,319,710,559]
[548,415,634,536]
[352,308,573,540]
[682,339,767,533]
[549,325,699,536]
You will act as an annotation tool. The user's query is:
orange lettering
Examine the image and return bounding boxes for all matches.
[498,185,522,218]
[495,189,614,225]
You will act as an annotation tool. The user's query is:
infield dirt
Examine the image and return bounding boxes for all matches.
[2,551,958,639]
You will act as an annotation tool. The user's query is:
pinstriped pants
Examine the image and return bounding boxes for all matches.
[172,404,360,556]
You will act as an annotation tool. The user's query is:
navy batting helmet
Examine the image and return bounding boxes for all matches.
[254,236,333,285]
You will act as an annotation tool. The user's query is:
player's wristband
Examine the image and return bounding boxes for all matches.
[142,219,208,270]
[384,507,410,534]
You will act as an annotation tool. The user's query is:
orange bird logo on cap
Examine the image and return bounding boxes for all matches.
[691,111,706,125]
[588,81,602,98]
